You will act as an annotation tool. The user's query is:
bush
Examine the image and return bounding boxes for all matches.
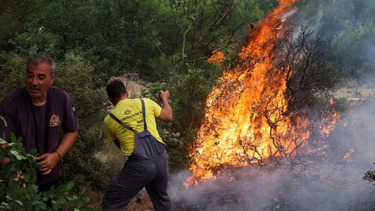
[0,52,25,100]
[0,135,95,211]
[51,53,111,189]
[363,162,375,186]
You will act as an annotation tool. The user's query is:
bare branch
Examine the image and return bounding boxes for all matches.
[185,32,250,63]
[182,23,194,63]
[140,27,178,68]
[198,3,237,44]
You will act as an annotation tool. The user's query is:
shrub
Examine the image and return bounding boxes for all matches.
[363,162,375,186]
[0,135,95,211]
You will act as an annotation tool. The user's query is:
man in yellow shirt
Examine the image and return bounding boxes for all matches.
[102,79,172,211]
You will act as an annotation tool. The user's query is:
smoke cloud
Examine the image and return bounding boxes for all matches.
[170,104,375,210]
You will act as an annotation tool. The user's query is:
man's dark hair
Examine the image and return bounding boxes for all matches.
[26,54,55,74]
[107,80,126,99]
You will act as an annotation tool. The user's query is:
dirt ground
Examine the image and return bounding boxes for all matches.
[333,79,375,99]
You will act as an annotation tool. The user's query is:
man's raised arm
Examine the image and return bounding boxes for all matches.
[156,90,173,122]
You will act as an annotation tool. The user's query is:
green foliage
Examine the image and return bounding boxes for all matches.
[169,67,218,134]
[332,19,375,77]
[296,0,375,78]
[9,23,62,59]
[138,0,274,80]
[51,54,111,189]
[0,135,95,211]
[140,82,167,102]
[36,0,156,86]
[0,52,25,100]
[0,0,45,51]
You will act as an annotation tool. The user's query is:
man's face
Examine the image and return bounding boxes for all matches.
[25,63,55,99]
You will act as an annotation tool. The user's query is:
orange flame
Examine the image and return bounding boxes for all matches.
[184,0,341,187]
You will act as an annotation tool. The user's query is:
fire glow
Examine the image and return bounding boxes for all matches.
[185,0,341,187]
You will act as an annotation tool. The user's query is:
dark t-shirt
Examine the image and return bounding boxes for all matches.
[0,86,78,185]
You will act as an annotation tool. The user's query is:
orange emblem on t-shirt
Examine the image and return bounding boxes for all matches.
[49,114,61,127]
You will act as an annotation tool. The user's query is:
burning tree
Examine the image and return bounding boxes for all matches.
[185,0,344,186]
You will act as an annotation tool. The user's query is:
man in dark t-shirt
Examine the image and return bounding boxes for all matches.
[0,55,78,191]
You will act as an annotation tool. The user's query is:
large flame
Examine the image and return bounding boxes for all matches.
[185,0,340,187]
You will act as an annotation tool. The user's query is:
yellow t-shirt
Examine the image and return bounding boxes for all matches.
[104,98,164,156]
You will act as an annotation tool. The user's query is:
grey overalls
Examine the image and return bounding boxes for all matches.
[102,99,172,211]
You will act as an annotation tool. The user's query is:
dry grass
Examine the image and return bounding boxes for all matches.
[125,189,155,211]
[95,140,126,167]
[79,187,154,211]
[333,79,375,99]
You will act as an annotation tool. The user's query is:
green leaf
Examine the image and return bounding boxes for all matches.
[30,148,38,155]
[65,195,74,201]
[9,149,24,160]
[65,181,75,191]
[10,133,16,143]
[9,149,19,157]
[39,203,46,209]
[21,172,31,181]
[0,139,7,145]
[56,198,66,204]
[83,196,90,203]
[79,188,86,195]
[15,200,23,206]
[34,204,40,211]
[0,116,7,127]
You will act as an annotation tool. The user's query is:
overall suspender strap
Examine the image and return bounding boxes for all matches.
[140,98,147,131]
[109,113,135,132]
[109,98,148,132]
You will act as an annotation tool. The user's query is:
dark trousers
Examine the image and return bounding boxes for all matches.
[37,178,61,193]
[102,151,171,211]
[38,178,62,211]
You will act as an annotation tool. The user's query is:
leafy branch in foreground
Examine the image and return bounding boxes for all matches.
[0,134,96,211]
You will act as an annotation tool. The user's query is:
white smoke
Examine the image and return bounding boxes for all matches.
[281,8,298,20]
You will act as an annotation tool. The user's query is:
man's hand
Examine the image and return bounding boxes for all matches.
[159,90,170,101]
[36,152,60,175]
